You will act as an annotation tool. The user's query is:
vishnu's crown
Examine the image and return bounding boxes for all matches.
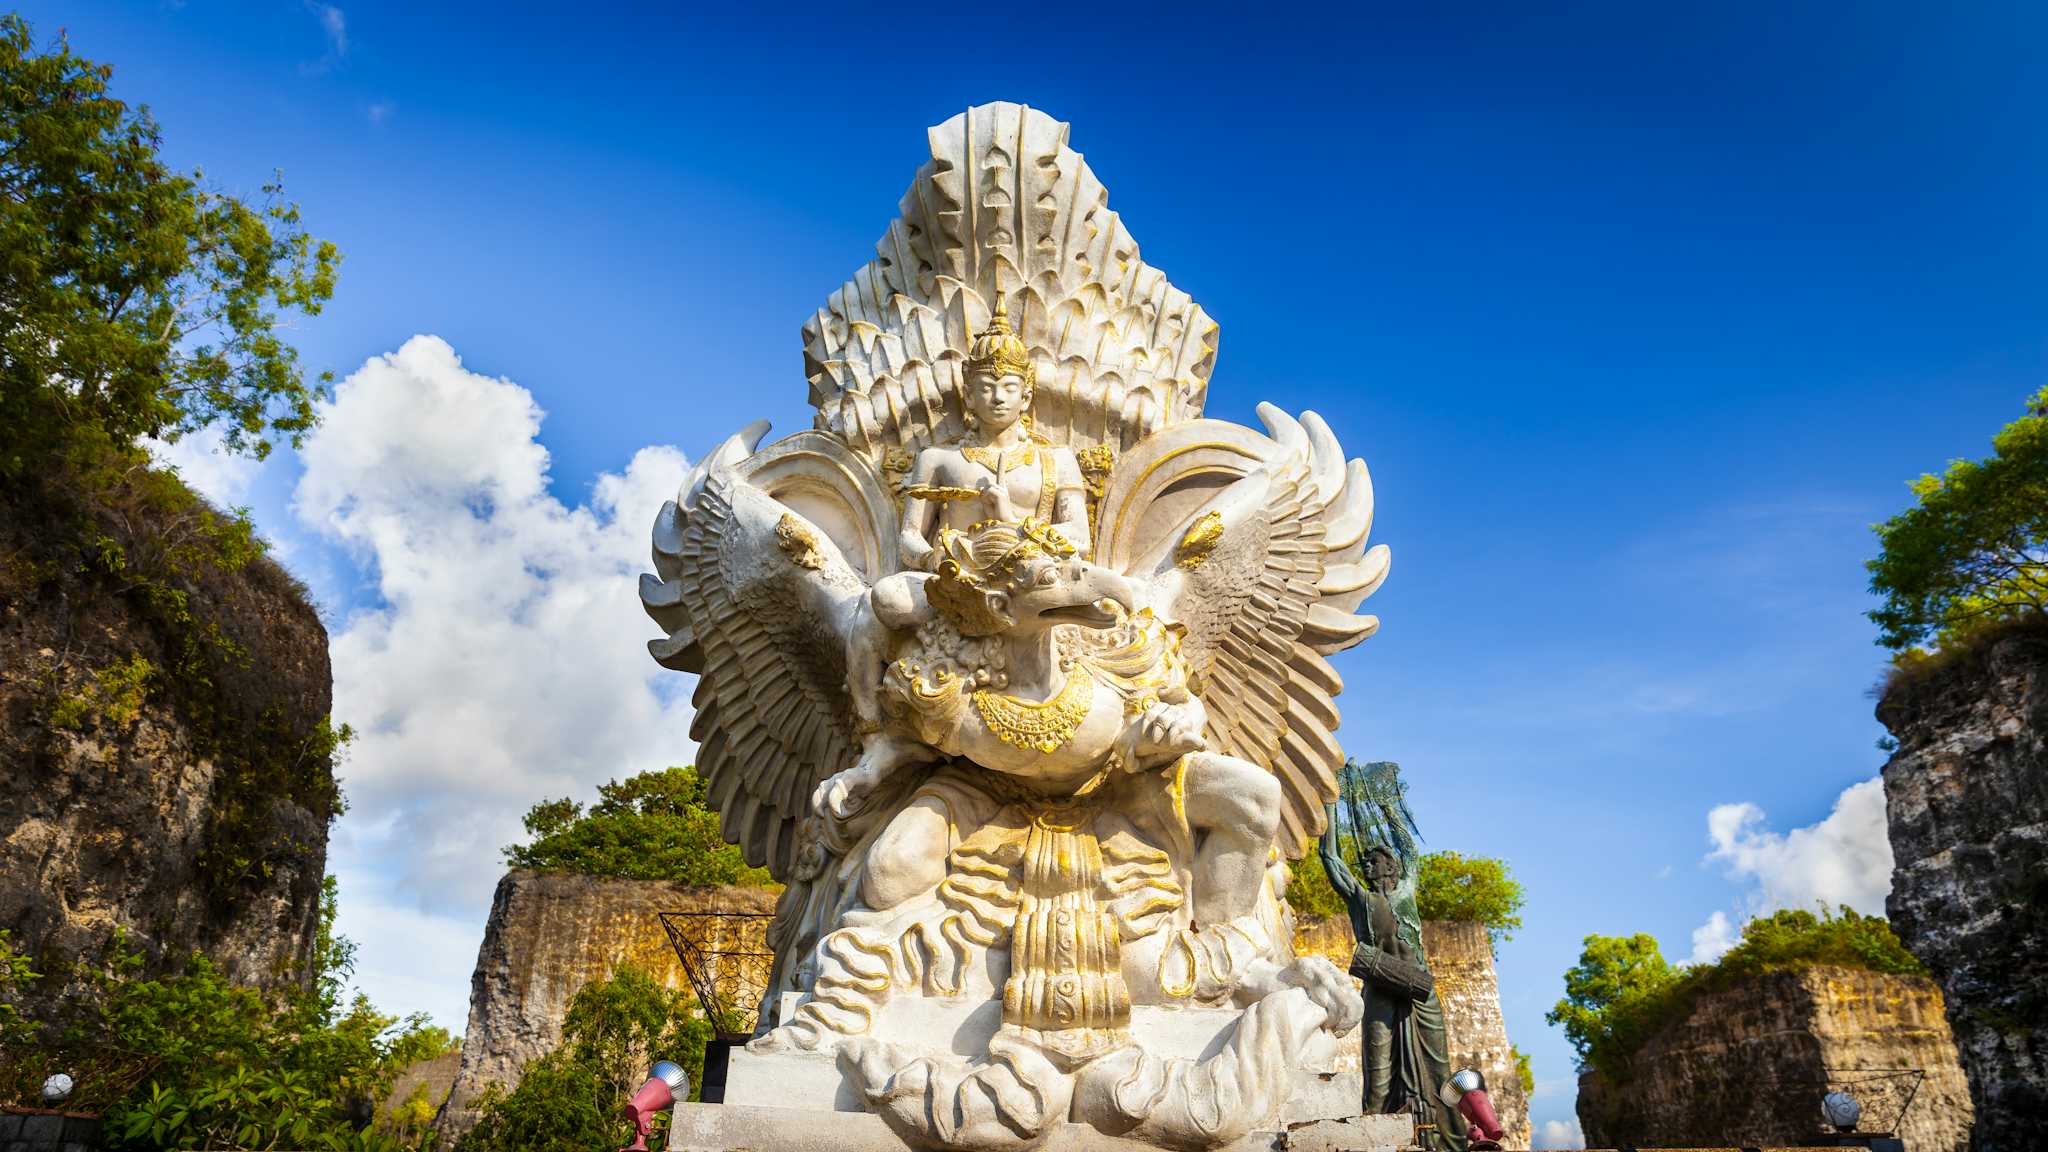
[965,297,1036,386]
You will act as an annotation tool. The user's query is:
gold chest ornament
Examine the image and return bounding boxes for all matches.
[972,664,1094,753]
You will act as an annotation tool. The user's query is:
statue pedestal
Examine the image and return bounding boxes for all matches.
[668,1102,1415,1152]
[676,993,1408,1151]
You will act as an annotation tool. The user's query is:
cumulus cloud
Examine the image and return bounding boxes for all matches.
[295,335,692,1024]
[1687,910,1739,966]
[1538,1117,1586,1149]
[1686,776,1893,964]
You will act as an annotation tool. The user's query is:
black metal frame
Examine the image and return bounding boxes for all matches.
[657,910,776,1042]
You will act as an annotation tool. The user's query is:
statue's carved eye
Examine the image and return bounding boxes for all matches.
[1037,566,1059,587]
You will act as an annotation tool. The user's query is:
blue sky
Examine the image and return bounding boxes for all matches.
[30,2,2048,1142]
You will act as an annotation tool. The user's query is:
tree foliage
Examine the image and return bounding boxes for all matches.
[505,767,775,887]
[1287,841,1524,950]
[1544,933,1676,1077]
[459,966,710,1152]
[1868,386,2048,654]
[1547,908,1923,1080]
[0,14,338,477]
[1416,851,1526,947]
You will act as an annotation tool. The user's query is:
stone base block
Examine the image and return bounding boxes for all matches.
[730,995,1347,1113]
[668,1101,1415,1151]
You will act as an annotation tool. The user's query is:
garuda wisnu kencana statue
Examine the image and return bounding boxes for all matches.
[641,102,1393,1151]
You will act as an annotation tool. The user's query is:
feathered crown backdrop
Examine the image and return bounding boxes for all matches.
[803,102,1219,462]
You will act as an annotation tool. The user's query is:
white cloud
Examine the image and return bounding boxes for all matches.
[296,335,693,1027]
[366,101,395,127]
[308,2,347,57]
[1538,1117,1586,1149]
[143,425,264,510]
[1688,909,1739,965]
[1687,776,1894,965]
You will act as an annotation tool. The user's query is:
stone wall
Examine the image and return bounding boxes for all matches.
[0,477,335,1019]
[1294,915,1531,1148]
[1878,623,2048,1152]
[432,870,776,1147]
[1574,965,1972,1151]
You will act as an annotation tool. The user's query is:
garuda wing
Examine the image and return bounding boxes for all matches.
[1094,404,1390,859]
[640,424,899,879]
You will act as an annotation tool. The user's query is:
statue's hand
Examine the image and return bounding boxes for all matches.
[1282,956,1363,1037]
[812,751,886,821]
[1135,702,1206,761]
[812,731,932,820]
[973,474,1016,522]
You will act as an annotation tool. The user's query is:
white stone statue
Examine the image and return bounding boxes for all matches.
[642,102,1395,1152]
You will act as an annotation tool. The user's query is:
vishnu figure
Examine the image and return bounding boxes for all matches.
[822,297,1096,816]
[895,295,1092,568]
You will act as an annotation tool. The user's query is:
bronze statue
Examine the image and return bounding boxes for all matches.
[1318,762,1468,1152]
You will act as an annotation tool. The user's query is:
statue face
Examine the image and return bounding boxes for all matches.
[1365,850,1399,893]
[967,369,1030,432]
[995,555,1134,634]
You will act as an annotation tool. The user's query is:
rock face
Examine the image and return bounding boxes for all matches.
[0,473,336,1017]
[1574,965,1973,1151]
[1294,915,1531,1148]
[433,870,776,1147]
[1878,624,2048,1152]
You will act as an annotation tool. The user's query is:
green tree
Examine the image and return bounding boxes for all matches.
[0,14,338,477]
[1545,933,1676,1075]
[505,767,775,887]
[1415,851,1526,948]
[1868,386,2048,654]
[460,966,711,1152]
[1512,1044,1533,1094]
[1284,851,1348,920]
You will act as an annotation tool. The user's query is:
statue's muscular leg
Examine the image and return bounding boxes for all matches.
[861,794,951,910]
[1177,752,1282,926]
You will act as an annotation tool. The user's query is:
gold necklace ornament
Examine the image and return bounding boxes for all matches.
[961,440,1037,473]
[973,665,1094,753]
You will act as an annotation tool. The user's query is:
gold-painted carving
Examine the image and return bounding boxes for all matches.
[1003,805,1131,1062]
[1175,510,1225,569]
[965,296,1036,385]
[974,668,1094,754]
[902,484,984,503]
[775,513,825,569]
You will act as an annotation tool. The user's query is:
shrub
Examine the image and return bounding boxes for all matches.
[459,966,711,1152]
[74,879,451,1151]
[505,767,775,887]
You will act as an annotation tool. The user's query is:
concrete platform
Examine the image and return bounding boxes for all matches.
[668,1101,1416,1151]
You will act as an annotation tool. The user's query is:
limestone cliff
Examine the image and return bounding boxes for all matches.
[1294,915,1531,1148]
[433,870,776,1147]
[0,470,337,1017]
[1574,965,1972,1151]
[1878,623,2048,1152]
